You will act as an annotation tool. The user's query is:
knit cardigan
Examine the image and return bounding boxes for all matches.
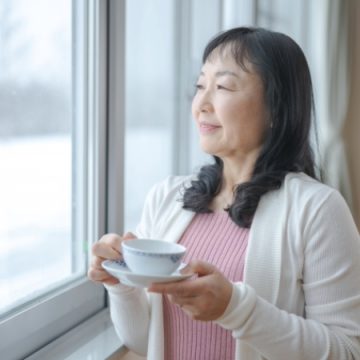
[106,172,360,360]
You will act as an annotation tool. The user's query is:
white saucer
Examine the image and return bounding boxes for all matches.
[102,260,192,288]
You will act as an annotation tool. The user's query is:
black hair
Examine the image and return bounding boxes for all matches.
[182,27,319,228]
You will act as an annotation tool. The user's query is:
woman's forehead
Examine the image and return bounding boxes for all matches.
[201,51,255,76]
[204,43,255,71]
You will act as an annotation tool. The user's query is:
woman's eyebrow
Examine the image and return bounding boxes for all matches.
[199,70,239,78]
[215,70,239,78]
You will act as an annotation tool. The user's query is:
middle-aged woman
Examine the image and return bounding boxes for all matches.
[89,27,360,359]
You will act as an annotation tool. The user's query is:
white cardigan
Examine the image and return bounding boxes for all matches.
[107,172,360,360]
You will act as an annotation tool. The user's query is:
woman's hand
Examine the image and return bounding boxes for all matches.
[148,260,233,321]
[88,232,136,285]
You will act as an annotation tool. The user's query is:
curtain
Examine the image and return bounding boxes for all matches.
[313,0,352,208]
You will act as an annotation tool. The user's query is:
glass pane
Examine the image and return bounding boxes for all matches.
[189,0,220,172]
[256,0,304,47]
[0,0,85,315]
[124,0,176,230]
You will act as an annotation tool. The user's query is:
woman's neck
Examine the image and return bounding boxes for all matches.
[210,155,257,211]
[222,154,257,189]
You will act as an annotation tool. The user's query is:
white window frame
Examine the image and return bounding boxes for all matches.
[0,1,112,359]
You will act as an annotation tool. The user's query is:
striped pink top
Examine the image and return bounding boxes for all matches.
[163,211,249,360]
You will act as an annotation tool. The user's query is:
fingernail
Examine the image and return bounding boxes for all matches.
[124,232,136,239]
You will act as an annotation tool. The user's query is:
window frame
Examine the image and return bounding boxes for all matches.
[107,0,126,235]
[0,1,111,359]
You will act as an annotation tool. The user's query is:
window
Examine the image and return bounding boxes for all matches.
[122,0,223,231]
[123,0,181,230]
[0,0,82,315]
[0,1,106,358]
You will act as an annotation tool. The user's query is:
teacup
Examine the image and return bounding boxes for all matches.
[121,239,186,275]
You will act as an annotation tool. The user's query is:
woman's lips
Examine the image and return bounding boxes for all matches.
[199,122,221,134]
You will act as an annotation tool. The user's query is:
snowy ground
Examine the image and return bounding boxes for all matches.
[0,129,171,313]
[0,136,73,312]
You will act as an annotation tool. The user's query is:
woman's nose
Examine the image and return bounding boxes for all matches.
[195,90,213,113]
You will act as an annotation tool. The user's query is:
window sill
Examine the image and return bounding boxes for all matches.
[25,309,128,360]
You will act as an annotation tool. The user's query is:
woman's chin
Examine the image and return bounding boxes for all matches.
[199,139,220,155]
[199,144,217,156]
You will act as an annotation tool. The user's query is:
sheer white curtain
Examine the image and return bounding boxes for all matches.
[304,0,352,207]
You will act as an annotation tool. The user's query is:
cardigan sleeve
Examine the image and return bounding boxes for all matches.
[216,189,360,359]
[106,284,150,356]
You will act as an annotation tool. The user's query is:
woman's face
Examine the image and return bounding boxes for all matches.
[192,50,268,161]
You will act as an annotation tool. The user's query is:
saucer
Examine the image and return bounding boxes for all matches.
[101,260,192,288]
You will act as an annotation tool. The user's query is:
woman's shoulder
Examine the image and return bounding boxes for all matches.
[152,174,196,194]
[284,172,334,195]
[282,172,346,210]
[259,172,357,237]
[145,174,196,206]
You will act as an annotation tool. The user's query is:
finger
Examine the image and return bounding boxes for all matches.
[186,260,217,277]
[92,241,121,260]
[104,277,121,286]
[91,256,120,271]
[166,294,204,320]
[88,267,116,283]
[123,232,137,240]
[88,268,107,281]
[92,276,120,286]
[167,293,197,306]
[91,256,106,269]
[148,278,204,296]
[179,263,193,275]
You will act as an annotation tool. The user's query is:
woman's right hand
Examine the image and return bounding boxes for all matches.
[88,232,136,285]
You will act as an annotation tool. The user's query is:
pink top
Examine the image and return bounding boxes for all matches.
[163,211,249,360]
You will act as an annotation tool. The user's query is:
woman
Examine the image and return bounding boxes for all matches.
[88,27,360,359]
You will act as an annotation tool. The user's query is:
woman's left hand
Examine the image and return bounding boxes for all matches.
[148,260,233,321]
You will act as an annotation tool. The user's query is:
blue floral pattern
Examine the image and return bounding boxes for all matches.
[115,259,127,267]
[170,254,182,263]
[124,248,184,263]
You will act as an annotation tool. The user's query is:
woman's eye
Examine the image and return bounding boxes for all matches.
[216,84,230,91]
[194,83,233,91]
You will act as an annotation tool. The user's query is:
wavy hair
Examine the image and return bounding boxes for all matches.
[182,27,319,228]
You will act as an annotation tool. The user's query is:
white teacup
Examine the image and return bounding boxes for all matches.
[122,239,186,275]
